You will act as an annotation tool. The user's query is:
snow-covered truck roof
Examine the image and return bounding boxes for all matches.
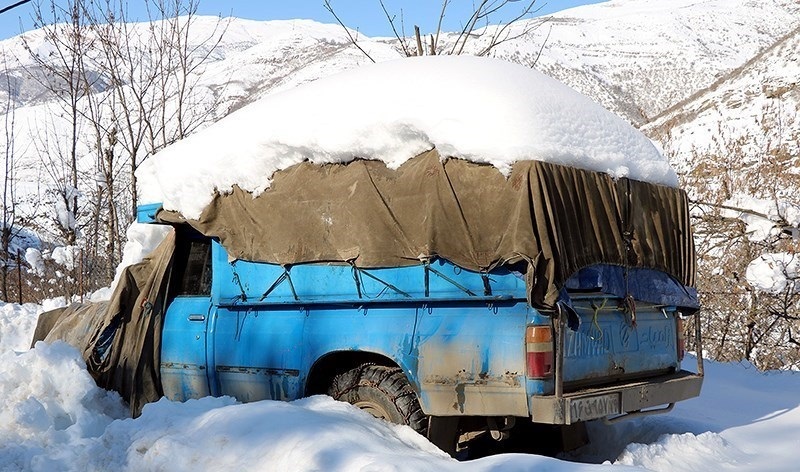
[139,55,694,310]
[138,55,676,220]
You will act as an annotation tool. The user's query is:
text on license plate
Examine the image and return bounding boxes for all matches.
[569,394,621,422]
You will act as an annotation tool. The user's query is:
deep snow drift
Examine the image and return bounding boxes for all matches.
[138,55,676,219]
[2,303,799,471]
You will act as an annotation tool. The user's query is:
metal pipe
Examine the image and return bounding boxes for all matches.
[555,305,565,399]
[603,403,675,425]
[694,311,704,377]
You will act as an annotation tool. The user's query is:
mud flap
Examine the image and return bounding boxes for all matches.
[427,416,460,457]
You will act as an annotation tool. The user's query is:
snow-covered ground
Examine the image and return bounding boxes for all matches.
[1,302,798,472]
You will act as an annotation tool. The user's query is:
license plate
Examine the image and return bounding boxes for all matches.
[569,393,621,422]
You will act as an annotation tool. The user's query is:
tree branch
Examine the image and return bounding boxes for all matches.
[323,0,375,63]
[379,0,411,57]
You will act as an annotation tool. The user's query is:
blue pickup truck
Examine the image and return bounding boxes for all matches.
[137,193,703,454]
[36,155,703,456]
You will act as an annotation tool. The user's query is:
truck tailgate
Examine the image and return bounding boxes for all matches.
[562,298,679,385]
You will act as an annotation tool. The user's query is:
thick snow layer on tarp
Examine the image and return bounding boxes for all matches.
[139,55,676,220]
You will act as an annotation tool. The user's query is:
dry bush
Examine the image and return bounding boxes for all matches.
[680,120,800,370]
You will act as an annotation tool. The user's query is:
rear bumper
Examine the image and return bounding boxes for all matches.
[529,370,703,424]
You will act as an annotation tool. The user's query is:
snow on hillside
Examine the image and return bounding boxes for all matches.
[0,0,796,240]
[645,26,800,169]
[2,302,800,471]
[191,0,800,127]
[0,17,399,111]
[139,55,674,219]
[3,0,797,133]
[192,18,402,113]
[484,0,800,126]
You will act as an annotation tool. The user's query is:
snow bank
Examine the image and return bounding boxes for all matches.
[139,55,675,219]
[0,342,128,471]
[0,299,67,353]
[0,302,45,352]
[615,432,754,471]
[567,353,800,471]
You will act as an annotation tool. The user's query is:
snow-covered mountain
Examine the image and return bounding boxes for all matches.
[0,0,798,269]
[3,0,797,129]
[503,0,800,126]
[644,24,800,168]
[0,18,399,113]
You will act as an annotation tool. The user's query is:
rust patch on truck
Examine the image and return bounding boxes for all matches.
[424,371,521,387]
[416,338,528,416]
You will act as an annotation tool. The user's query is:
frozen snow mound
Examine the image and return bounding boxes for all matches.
[139,55,676,220]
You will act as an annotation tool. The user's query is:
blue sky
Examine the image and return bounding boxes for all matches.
[0,1,606,40]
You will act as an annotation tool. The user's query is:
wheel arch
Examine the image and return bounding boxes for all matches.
[304,350,407,396]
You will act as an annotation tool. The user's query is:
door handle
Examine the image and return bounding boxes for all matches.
[188,314,206,322]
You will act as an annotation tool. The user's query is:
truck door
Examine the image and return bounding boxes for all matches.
[160,232,214,401]
[212,304,304,402]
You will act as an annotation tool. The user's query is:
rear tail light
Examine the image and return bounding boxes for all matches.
[526,325,554,378]
[676,316,686,362]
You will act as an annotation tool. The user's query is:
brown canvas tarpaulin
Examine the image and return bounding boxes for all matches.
[161,150,695,308]
[35,302,109,351]
[32,231,176,416]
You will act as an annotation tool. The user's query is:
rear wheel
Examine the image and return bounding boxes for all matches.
[328,364,428,435]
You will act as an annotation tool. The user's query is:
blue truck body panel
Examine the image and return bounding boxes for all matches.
[158,235,688,419]
[136,202,162,224]
[161,296,212,399]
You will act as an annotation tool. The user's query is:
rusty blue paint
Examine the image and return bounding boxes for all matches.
[159,236,686,418]
[161,296,212,401]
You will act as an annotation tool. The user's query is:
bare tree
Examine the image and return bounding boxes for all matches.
[17,0,103,298]
[16,0,227,299]
[80,51,121,284]
[324,0,544,60]
[90,0,227,219]
[676,116,800,370]
[1,52,19,301]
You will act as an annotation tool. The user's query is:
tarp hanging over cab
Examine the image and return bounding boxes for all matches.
[33,232,176,416]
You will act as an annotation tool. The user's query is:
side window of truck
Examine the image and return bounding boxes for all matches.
[173,237,212,296]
